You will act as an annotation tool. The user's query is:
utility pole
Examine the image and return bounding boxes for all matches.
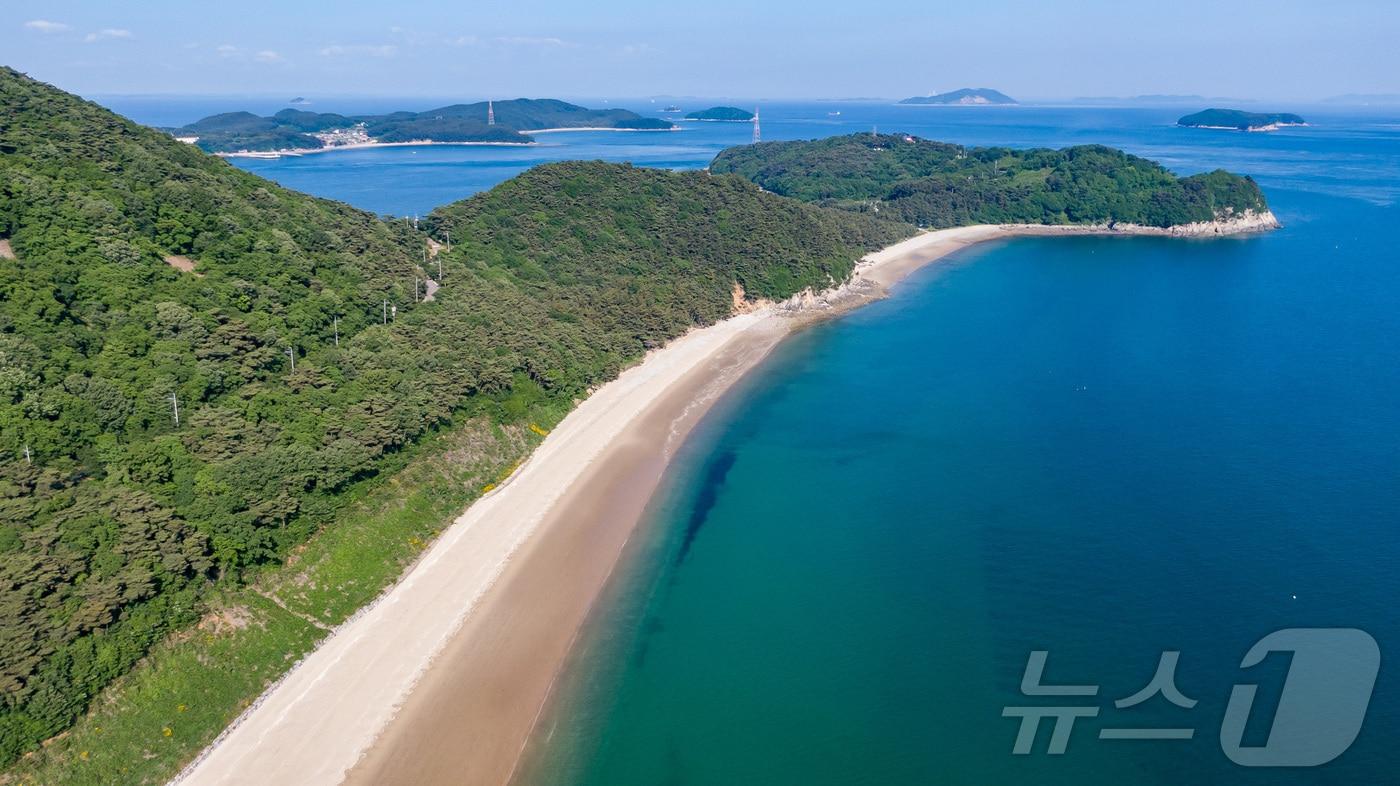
[437,256,443,282]
[752,106,760,144]
[23,444,31,464]
[170,391,180,426]
[383,299,388,324]
[333,315,340,347]
[285,346,295,372]
[414,278,420,302]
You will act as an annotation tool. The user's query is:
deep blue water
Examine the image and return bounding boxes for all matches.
[107,96,1400,781]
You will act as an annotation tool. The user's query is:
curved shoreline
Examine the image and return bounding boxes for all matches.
[172,218,1275,786]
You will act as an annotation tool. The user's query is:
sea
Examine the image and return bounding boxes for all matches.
[110,96,1400,783]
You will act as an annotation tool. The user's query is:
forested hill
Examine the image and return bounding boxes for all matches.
[171,98,675,153]
[0,68,911,768]
[684,106,755,121]
[1177,108,1307,131]
[423,161,910,332]
[710,133,1270,229]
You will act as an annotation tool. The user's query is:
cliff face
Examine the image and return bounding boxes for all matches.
[1117,209,1281,236]
[996,209,1281,238]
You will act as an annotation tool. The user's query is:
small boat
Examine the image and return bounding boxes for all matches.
[663,105,682,112]
[828,110,842,116]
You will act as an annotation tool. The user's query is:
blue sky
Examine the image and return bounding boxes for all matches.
[5,0,1397,100]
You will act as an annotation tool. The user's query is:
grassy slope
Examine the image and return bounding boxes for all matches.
[4,414,540,785]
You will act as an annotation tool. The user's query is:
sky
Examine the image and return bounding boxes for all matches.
[4,0,1398,102]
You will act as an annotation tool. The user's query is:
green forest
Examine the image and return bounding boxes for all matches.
[710,133,1270,228]
[0,66,910,767]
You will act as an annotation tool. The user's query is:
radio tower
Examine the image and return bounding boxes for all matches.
[487,99,495,126]
[751,106,760,144]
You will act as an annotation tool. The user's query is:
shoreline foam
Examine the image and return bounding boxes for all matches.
[173,217,1275,786]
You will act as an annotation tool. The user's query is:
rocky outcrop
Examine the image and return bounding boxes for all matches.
[1117,209,1281,236]
[1003,209,1281,238]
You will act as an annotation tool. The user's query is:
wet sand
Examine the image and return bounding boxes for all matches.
[344,318,788,786]
[336,227,1008,786]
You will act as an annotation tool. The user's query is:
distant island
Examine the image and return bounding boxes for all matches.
[899,88,1016,106]
[683,106,754,121]
[1071,94,1255,106]
[1322,93,1400,106]
[166,98,676,154]
[1178,108,1307,132]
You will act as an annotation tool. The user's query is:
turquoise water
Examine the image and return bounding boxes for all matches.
[501,118,1393,782]
[519,190,1400,784]
[108,97,1400,780]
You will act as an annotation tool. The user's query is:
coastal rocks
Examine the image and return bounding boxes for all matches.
[1002,210,1282,239]
[1113,209,1282,237]
[775,275,882,317]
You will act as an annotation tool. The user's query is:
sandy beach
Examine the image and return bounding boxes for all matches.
[172,220,1272,786]
[520,126,682,134]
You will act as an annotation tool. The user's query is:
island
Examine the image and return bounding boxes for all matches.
[1178,108,1307,132]
[165,98,676,154]
[711,132,1276,232]
[899,88,1017,105]
[684,106,755,121]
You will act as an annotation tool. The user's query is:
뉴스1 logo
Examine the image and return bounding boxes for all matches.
[1003,628,1380,767]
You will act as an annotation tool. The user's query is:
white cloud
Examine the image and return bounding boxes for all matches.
[254,50,283,63]
[496,36,569,47]
[23,19,70,33]
[448,35,478,47]
[84,28,133,43]
[216,44,240,57]
[318,43,398,57]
